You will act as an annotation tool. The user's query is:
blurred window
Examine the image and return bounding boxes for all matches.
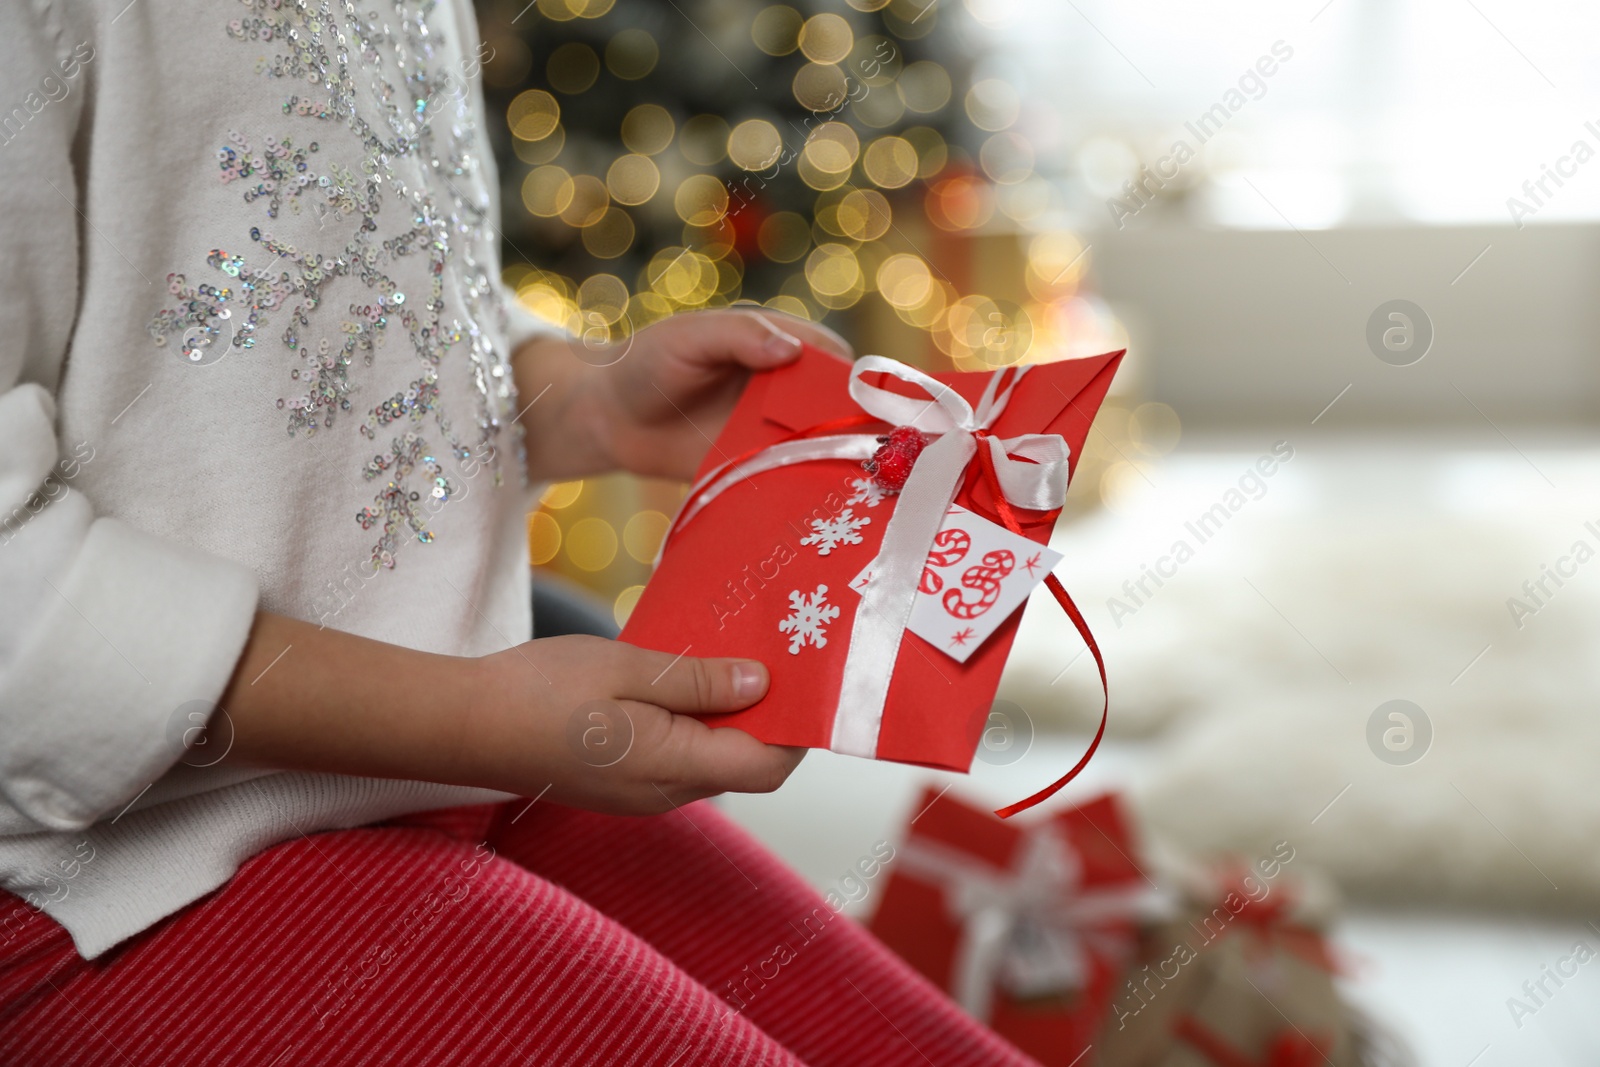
[986,0,1600,228]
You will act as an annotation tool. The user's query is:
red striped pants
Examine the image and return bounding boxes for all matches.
[0,799,1038,1066]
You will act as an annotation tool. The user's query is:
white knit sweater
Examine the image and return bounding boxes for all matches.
[0,0,556,958]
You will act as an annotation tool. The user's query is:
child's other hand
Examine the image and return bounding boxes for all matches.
[594,309,852,481]
[469,635,805,814]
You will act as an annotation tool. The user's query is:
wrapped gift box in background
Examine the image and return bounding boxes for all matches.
[869,787,1157,1066]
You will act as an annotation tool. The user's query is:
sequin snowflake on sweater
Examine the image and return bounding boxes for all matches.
[145,0,515,571]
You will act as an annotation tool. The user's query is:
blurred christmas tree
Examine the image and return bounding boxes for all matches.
[473,0,1140,620]
[473,0,1075,362]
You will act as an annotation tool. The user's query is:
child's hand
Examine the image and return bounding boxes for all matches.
[469,635,805,814]
[589,309,852,481]
[220,613,802,819]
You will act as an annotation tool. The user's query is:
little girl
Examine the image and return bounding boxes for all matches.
[0,2,1038,1063]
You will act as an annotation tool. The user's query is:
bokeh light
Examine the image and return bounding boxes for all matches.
[728,119,782,171]
[752,5,803,56]
[546,43,599,94]
[621,104,675,155]
[566,516,618,571]
[605,28,658,80]
[508,89,561,141]
[798,14,853,65]
[540,480,584,509]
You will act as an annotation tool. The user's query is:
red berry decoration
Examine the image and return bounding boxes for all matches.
[864,426,930,493]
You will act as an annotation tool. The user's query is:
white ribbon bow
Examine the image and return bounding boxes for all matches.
[896,828,1161,1022]
[670,356,1072,759]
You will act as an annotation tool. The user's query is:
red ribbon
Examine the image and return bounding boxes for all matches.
[971,428,1108,820]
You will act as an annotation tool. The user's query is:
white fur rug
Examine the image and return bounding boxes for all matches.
[998,445,1600,912]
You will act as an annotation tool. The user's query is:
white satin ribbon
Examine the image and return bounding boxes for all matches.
[896,829,1160,1022]
[666,356,1072,760]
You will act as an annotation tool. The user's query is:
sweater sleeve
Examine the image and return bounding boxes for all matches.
[0,2,260,833]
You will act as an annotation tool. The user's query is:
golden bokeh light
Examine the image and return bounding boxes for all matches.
[852,88,905,129]
[621,104,675,155]
[792,62,849,112]
[582,207,636,259]
[674,174,730,227]
[876,253,934,309]
[802,122,860,174]
[835,188,891,240]
[897,61,952,114]
[798,14,853,64]
[612,585,645,627]
[605,28,658,80]
[805,243,863,302]
[752,5,803,56]
[521,165,575,218]
[895,276,950,328]
[1026,232,1090,298]
[886,0,938,35]
[546,42,599,94]
[926,173,995,231]
[540,480,584,509]
[764,293,813,320]
[627,290,675,329]
[577,273,630,326]
[528,511,562,565]
[535,0,616,17]
[862,135,918,188]
[850,35,901,85]
[483,34,533,89]
[900,125,948,178]
[728,118,782,171]
[647,247,719,306]
[558,174,610,228]
[517,274,578,330]
[513,124,565,165]
[623,510,671,563]
[534,0,579,21]
[507,89,560,141]
[945,296,1033,367]
[606,153,660,205]
[566,516,618,571]
[679,114,730,166]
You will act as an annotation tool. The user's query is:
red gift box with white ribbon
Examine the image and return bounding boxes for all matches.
[869,787,1160,1065]
[620,345,1122,816]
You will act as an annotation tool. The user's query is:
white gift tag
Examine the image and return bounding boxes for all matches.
[849,504,1062,663]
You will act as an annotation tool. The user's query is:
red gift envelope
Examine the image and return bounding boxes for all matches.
[620,345,1122,802]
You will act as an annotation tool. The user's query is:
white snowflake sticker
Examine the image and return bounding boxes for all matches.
[845,477,890,508]
[778,585,841,655]
[799,507,871,556]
